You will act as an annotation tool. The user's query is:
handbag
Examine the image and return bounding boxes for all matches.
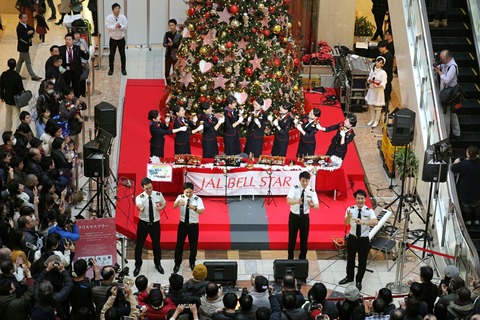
[14,90,33,108]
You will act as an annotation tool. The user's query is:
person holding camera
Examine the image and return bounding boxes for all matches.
[137,283,176,320]
[69,258,101,317]
[92,266,117,319]
[339,189,377,291]
[303,282,338,320]
[0,263,34,320]
[199,282,225,319]
[59,86,87,140]
[100,284,141,320]
[35,256,74,319]
[434,50,461,139]
[134,177,166,277]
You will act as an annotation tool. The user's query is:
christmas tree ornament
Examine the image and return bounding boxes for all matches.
[225,66,233,74]
[199,60,213,73]
[273,25,281,34]
[230,19,240,29]
[188,7,196,16]
[229,4,239,14]
[225,41,234,49]
[187,24,195,31]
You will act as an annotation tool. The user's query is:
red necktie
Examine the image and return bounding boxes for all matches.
[68,47,73,67]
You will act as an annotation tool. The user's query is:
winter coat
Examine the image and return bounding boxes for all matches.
[0,279,34,320]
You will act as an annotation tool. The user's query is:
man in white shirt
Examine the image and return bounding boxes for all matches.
[105,3,127,76]
[286,171,319,260]
[134,177,166,276]
[172,182,205,273]
[339,189,378,291]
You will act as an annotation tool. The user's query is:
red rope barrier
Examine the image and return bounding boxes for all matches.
[407,244,455,259]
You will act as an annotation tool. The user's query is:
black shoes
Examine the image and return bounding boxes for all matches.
[338,277,354,285]
[190,263,195,271]
[155,265,164,274]
[55,21,63,26]
[356,282,362,291]
[108,69,113,76]
[122,69,127,76]
[173,264,180,273]
[133,267,141,277]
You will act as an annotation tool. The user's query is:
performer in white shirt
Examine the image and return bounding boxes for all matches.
[339,189,378,291]
[105,3,128,76]
[172,182,205,273]
[286,171,319,260]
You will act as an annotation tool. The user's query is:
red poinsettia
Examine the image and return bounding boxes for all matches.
[301,41,335,66]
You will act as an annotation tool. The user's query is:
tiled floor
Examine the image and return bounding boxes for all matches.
[0,8,431,299]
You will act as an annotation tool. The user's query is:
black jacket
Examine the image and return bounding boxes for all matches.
[16,22,34,53]
[0,69,25,105]
[59,45,90,75]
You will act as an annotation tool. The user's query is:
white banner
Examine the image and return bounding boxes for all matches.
[187,170,316,196]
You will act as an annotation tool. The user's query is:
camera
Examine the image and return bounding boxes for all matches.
[433,52,442,67]
[153,283,161,288]
[88,258,94,267]
[114,263,130,283]
[53,261,60,267]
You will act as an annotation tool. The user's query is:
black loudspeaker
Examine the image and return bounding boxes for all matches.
[422,147,448,182]
[273,259,308,284]
[84,152,109,178]
[392,108,415,146]
[94,102,117,137]
[203,261,237,286]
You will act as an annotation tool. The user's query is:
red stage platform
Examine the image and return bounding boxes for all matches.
[116,80,369,250]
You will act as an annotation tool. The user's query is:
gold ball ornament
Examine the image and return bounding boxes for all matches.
[273,25,282,34]
[218,44,227,53]
[220,31,227,38]
[200,84,208,92]
[293,85,299,92]
[276,70,283,77]
[187,24,195,32]
[225,66,233,74]
[215,95,224,103]
[228,82,236,90]
[230,19,240,29]
[287,22,292,28]
[254,80,261,86]
[199,46,209,54]
[258,3,265,9]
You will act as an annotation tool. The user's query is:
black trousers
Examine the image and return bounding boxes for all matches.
[135,220,162,267]
[346,235,370,282]
[109,38,126,70]
[372,13,385,39]
[165,56,176,84]
[174,222,199,266]
[288,212,310,260]
[63,69,81,98]
[47,0,56,17]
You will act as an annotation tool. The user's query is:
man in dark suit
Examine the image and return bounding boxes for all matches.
[15,13,42,81]
[59,33,89,97]
[0,59,25,132]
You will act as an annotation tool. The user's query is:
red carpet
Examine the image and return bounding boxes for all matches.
[116,79,369,250]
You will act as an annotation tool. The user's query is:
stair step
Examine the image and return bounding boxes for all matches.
[460,83,480,99]
[432,37,475,52]
[446,52,477,68]
[427,8,467,22]
[458,99,480,114]
[429,22,471,37]
[457,115,480,130]
[450,132,480,149]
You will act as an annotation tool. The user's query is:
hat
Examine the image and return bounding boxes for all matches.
[376,56,386,64]
[344,285,360,301]
[254,275,269,293]
[149,288,164,309]
[44,254,62,267]
[445,265,459,278]
[29,137,43,148]
[192,264,207,280]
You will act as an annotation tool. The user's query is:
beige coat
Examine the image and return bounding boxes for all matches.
[59,0,71,14]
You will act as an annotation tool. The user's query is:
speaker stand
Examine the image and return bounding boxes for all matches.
[77,176,116,218]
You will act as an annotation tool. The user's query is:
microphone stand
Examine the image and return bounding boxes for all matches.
[262,162,276,207]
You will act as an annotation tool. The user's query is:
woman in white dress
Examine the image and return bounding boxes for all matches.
[365,56,388,128]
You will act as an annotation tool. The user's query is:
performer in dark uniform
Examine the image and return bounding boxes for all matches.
[148,109,186,158]
[201,102,224,158]
[223,95,243,155]
[270,102,293,157]
[286,171,319,260]
[339,189,377,291]
[296,108,321,158]
[133,177,166,276]
[173,182,205,273]
[322,113,357,160]
[244,98,267,157]
[172,105,203,155]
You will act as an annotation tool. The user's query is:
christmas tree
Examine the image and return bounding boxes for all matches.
[167,0,304,136]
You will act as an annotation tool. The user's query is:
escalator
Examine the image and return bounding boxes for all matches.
[428,0,480,254]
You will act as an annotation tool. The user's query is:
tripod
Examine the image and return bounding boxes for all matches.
[263,166,276,207]
[77,175,116,217]
[378,145,398,192]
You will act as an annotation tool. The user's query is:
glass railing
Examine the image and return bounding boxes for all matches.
[396,0,480,277]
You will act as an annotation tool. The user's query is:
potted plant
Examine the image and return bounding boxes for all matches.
[354,16,374,42]
[301,41,335,75]
[394,147,419,196]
